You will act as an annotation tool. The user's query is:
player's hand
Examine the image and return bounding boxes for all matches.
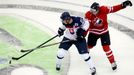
[58,28,64,37]
[122,0,132,8]
[76,28,85,37]
[76,28,85,41]
[77,36,84,41]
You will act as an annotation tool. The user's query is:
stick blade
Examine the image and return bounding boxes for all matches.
[12,57,19,60]
[20,49,29,52]
[9,60,12,64]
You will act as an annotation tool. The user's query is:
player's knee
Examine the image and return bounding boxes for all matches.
[102,45,111,52]
[57,48,68,59]
[79,49,89,54]
[80,53,91,61]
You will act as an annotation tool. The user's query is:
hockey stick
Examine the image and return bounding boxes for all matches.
[20,34,59,52]
[11,40,72,60]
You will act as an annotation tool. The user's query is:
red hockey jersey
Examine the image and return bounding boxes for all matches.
[85,4,124,35]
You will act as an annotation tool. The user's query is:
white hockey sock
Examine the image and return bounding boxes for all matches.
[80,53,95,69]
[56,49,68,66]
[56,57,62,66]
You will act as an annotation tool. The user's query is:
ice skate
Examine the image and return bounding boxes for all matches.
[90,67,96,75]
[56,64,61,71]
[111,62,117,71]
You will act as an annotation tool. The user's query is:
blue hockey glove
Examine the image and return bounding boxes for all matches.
[77,36,84,41]
[76,28,85,41]
[58,28,64,37]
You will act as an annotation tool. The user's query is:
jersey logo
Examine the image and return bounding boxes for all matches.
[69,28,75,34]
[93,17,103,27]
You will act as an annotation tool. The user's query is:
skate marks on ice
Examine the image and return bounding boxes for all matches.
[0,57,9,64]
[109,21,134,39]
[0,4,84,17]
[0,1,134,75]
[0,4,133,39]
[0,5,71,75]
[0,28,22,46]
[0,27,23,64]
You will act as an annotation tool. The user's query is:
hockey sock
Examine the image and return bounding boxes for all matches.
[80,53,95,68]
[56,49,68,65]
[102,45,115,64]
[88,45,94,49]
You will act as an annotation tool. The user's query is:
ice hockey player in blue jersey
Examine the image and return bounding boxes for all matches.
[56,12,96,75]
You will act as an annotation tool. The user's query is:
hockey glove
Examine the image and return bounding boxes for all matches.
[58,28,64,37]
[76,28,85,41]
[122,0,132,8]
[77,36,84,41]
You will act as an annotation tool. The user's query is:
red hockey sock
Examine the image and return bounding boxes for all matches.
[88,45,94,49]
[102,45,115,64]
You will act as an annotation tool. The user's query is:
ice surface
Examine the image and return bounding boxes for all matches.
[0,0,134,75]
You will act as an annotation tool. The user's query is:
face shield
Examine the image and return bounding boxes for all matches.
[90,2,99,15]
[62,17,72,24]
[90,8,99,15]
[60,12,73,24]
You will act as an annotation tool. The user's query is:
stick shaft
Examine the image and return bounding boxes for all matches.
[12,40,71,60]
[21,35,58,52]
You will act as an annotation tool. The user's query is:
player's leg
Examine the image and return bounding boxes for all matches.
[75,39,96,75]
[100,31,117,70]
[87,33,99,50]
[56,37,72,71]
[56,48,68,71]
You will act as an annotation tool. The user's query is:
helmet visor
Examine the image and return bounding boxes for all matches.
[90,8,99,15]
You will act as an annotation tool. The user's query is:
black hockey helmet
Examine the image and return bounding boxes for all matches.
[90,2,100,11]
[60,12,71,20]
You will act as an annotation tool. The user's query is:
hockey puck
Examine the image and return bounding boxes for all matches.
[9,60,12,64]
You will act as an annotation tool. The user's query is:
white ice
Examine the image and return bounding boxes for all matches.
[0,0,134,75]
[11,67,44,75]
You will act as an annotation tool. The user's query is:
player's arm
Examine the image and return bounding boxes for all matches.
[106,0,132,13]
[81,18,89,31]
[76,18,89,41]
[85,11,92,23]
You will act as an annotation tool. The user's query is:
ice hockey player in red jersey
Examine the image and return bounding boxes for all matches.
[85,0,132,71]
